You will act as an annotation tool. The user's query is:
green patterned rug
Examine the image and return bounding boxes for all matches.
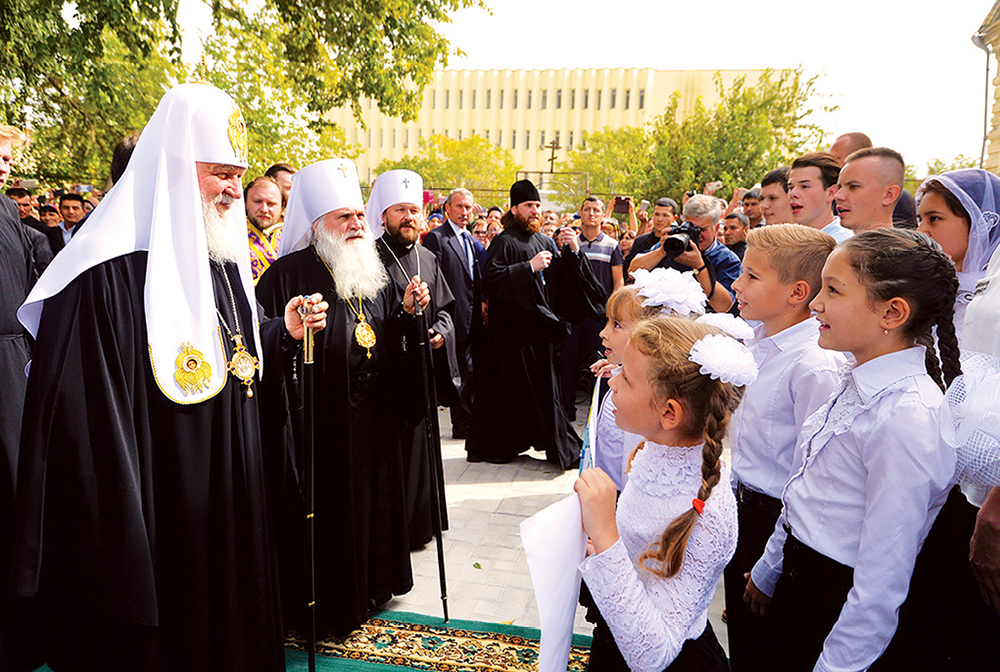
[31,609,591,671]
[284,610,592,672]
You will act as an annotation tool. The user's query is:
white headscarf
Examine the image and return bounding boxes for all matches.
[18,82,261,405]
[278,159,365,257]
[917,169,1000,310]
[365,169,423,239]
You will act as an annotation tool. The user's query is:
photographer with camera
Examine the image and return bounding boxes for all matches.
[628,194,742,313]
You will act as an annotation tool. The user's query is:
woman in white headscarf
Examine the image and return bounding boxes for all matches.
[916,168,1000,338]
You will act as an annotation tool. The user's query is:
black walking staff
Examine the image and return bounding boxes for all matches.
[413,297,450,622]
[298,296,319,671]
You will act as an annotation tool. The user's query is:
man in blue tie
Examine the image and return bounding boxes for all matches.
[421,188,485,439]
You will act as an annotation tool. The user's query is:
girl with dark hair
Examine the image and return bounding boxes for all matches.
[745,229,962,671]
[576,316,756,671]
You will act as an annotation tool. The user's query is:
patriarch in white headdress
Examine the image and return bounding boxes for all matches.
[18,82,261,404]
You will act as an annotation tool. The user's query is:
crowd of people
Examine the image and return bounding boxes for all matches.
[2,82,1000,672]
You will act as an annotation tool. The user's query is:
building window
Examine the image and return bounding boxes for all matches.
[499,89,504,109]
[444,129,449,137]
[418,128,423,139]
[459,90,463,109]
[367,129,372,147]
[525,130,530,148]
[513,90,518,109]
[497,130,502,147]
[624,90,630,109]
[485,129,490,142]
[597,90,602,110]
[639,89,645,109]
[487,90,492,109]
[556,89,562,109]
[458,129,462,140]
[511,130,516,149]
[568,131,573,150]
[527,90,532,109]
[583,89,589,109]
[432,90,436,109]
[380,129,384,148]
[540,130,546,148]
[404,128,409,148]
[554,130,560,147]
[610,89,616,109]
[580,131,586,150]
[445,90,450,109]
[541,90,547,109]
[392,129,396,148]
[471,90,476,109]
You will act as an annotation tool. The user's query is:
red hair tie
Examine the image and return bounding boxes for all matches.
[692,498,706,515]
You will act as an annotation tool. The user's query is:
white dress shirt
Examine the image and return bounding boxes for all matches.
[595,373,628,491]
[730,319,845,499]
[820,217,853,244]
[581,442,737,672]
[751,347,954,672]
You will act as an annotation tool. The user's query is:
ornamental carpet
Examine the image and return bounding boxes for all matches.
[284,609,593,672]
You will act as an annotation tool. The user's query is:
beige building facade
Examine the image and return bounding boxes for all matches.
[329,68,768,182]
[979,2,1000,173]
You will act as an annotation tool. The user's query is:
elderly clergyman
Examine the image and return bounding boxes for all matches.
[8,83,327,671]
[256,159,429,637]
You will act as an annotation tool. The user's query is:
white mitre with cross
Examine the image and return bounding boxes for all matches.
[278,158,365,257]
[365,169,424,239]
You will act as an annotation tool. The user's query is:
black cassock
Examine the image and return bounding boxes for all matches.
[377,235,458,548]
[0,199,36,672]
[9,252,285,671]
[467,225,600,469]
[256,246,414,637]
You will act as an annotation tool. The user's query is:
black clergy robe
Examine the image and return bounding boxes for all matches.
[467,225,600,469]
[0,199,36,672]
[377,234,457,547]
[9,252,285,672]
[256,246,414,637]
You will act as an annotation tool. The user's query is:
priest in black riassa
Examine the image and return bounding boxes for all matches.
[8,84,328,672]
[256,159,430,637]
[369,169,458,548]
[466,179,602,469]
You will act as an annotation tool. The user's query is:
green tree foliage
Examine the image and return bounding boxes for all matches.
[15,28,184,184]
[374,134,521,193]
[201,8,360,178]
[557,126,652,205]
[2,0,482,183]
[558,69,828,205]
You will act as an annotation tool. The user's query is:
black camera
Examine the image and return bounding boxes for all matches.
[662,221,703,258]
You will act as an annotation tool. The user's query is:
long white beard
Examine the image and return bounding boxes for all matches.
[313,223,389,302]
[203,195,245,263]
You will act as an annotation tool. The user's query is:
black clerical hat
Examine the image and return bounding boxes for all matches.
[510,179,540,206]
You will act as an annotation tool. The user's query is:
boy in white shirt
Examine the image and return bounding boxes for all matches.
[723,224,844,671]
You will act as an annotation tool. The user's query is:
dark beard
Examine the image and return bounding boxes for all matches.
[501,209,541,234]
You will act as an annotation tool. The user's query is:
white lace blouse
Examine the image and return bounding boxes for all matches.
[580,441,737,672]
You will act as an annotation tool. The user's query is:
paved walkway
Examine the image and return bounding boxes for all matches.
[386,405,729,652]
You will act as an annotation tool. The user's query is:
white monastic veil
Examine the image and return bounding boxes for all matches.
[917,168,1000,332]
[18,83,262,405]
[277,158,365,258]
[364,169,423,240]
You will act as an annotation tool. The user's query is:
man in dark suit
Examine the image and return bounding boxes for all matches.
[421,187,485,440]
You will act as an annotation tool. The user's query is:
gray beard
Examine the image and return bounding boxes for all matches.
[203,195,245,264]
[313,224,389,302]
